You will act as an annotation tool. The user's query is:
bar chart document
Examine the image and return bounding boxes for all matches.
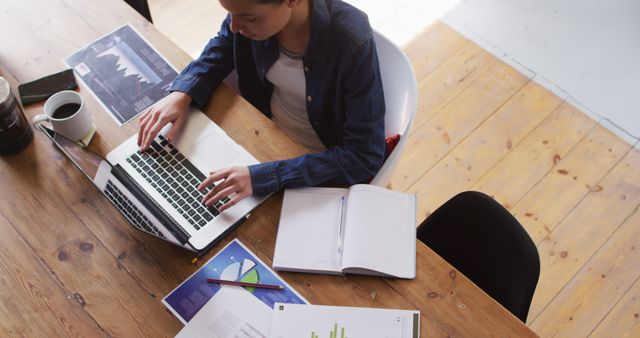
[269,303,420,338]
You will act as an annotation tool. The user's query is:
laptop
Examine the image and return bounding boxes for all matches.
[39,108,267,254]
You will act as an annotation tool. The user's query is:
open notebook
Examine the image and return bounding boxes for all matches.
[272,185,416,279]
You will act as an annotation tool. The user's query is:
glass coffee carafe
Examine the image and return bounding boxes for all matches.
[0,76,33,155]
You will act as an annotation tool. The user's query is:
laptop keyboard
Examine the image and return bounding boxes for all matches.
[125,134,230,230]
[104,181,165,239]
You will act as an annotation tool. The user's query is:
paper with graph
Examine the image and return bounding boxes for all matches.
[175,286,272,338]
[162,239,307,331]
[269,303,420,338]
[64,24,178,125]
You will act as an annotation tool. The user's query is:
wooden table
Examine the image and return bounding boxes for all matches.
[0,1,538,336]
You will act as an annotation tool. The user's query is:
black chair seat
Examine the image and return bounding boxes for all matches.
[417,191,540,322]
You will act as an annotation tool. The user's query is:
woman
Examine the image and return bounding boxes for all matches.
[138,0,386,212]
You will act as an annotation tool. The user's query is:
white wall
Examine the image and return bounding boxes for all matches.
[442,0,640,143]
[346,0,461,48]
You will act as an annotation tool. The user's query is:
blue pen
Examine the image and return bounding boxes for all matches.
[337,196,346,254]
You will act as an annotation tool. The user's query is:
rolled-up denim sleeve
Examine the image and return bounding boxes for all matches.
[248,37,386,196]
[169,16,235,108]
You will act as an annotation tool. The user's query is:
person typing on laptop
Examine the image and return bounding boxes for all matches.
[138,0,385,212]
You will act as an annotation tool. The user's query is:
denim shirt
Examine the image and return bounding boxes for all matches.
[169,0,386,196]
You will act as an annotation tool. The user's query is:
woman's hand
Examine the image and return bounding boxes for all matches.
[198,166,253,212]
[137,91,192,151]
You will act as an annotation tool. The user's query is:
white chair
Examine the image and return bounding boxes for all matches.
[370,31,418,188]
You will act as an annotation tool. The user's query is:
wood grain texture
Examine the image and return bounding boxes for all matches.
[235,203,456,336]
[399,61,530,216]
[0,212,106,337]
[148,5,640,335]
[408,81,562,218]
[4,0,638,334]
[0,144,181,336]
[389,42,499,192]
[403,20,469,87]
[527,147,640,321]
[471,102,598,210]
[411,41,499,134]
[530,204,640,337]
[387,244,539,338]
[590,271,640,338]
[511,124,634,244]
[0,1,536,337]
[148,0,225,58]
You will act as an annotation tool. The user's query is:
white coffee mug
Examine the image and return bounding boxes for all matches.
[33,90,93,141]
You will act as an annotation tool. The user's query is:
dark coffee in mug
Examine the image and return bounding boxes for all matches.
[52,103,81,119]
[36,90,92,142]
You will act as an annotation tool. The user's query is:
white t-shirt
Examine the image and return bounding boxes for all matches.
[265,48,326,153]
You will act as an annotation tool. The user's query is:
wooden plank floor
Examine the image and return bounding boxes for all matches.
[148,2,640,337]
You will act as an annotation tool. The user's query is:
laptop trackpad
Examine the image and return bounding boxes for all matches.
[184,130,247,173]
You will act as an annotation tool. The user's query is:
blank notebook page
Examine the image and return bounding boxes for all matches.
[273,188,347,272]
[341,185,415,277]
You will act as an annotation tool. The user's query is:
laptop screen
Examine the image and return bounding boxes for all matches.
[36,123,104,181]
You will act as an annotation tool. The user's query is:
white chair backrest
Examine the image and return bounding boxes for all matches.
[370,30,418,187]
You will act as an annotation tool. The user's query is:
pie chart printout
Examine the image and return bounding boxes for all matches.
[163,240,307,323]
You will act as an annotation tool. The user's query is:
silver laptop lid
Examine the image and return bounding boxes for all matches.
[105,109,267,251]
[36,123,102,181]
[37,123,191,249]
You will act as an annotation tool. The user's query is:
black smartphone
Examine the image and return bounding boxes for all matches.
[18,68,78,105]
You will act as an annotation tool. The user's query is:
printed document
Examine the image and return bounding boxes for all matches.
[269,303,420,338]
